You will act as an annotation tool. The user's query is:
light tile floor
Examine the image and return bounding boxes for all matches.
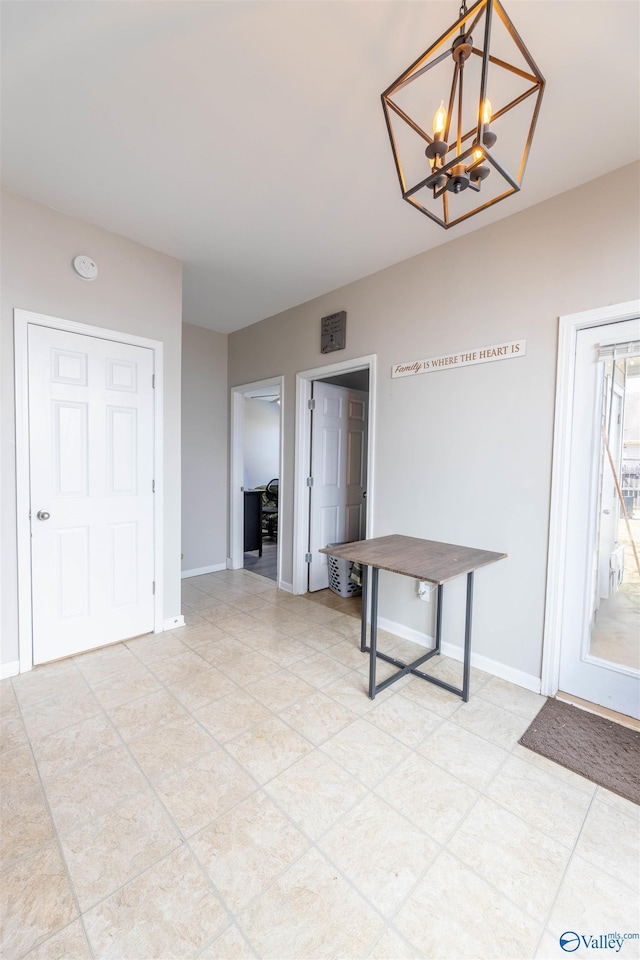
[1,569,639,960]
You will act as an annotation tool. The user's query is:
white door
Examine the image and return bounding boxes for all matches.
[28,324,156,664]
[308,382,368,591]
[558,317,640,718]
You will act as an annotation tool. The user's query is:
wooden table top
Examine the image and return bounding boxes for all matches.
[319,535,507,585]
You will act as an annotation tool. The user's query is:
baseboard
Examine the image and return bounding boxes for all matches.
[163,615,186,631]
[0,660,20,680]
[278,580,294,594]
[378,616,434,649]
[181,563,226,579]
[448,643,541,693]
[377,615,541,694]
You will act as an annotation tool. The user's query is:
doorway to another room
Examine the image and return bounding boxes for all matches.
[308,370,369,592]
[293,355,376,598]
[230,378,283,585]
[243,394,280,581]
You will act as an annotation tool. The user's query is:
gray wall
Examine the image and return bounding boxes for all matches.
[243,399,280,490]
[1,190,183,668]
[228,162,640,682]
[181,322,228,574]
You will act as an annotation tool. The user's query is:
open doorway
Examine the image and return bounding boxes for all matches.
[230,377,283,584]
[308,370,369,592]
[243,393,280,580]
[293,355,376,596]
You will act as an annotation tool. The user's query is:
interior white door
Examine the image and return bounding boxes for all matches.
[558,317,640,718]
[28,324,155,664]
[308,382,368,591]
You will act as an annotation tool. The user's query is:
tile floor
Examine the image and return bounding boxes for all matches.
[1,569,638,960]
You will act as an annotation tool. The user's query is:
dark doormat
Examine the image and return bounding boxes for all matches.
[519,698,640,806]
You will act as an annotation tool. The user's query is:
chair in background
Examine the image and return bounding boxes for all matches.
[261,479,278,540]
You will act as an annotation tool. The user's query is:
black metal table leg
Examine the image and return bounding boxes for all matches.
[462,571,474,702]
[360,564,368,653]
[435,583,443,654]
[368,567,379,699]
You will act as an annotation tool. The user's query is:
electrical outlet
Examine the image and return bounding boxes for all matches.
[417,581,432,601]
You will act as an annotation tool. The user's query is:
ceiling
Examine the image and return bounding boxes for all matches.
[2,1,638,334]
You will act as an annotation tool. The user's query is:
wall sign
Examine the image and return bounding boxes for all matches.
[392,339,526,378]
[321,311,346,354]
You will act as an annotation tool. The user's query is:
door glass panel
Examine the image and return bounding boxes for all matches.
[589,354,640,671]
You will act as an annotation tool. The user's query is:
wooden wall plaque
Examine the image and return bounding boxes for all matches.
[321,311,346,354]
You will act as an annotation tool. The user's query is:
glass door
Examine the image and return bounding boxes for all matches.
[558,318,640,718]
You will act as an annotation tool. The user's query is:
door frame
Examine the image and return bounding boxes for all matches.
[293,354,377,596]
[14,309,164,674]
[541,298,640,697]
[229,376,284,586]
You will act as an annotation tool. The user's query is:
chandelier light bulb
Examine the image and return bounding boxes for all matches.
[481,99,492,125]
[433,101,447,137]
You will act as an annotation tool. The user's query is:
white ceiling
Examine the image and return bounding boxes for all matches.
[2,1,639,333]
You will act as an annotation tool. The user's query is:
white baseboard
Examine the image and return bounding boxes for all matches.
[377,615,541,694]
[181,563,226,579]
[378,617,434,649]
[163,615,186,631]
[0,660,20,680]
[278,580,294,594]
[447,644,541,693]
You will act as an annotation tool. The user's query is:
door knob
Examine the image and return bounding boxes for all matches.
[36,510,50,521]
[362,491,367,499]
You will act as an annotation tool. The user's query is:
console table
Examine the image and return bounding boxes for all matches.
[319,535,506,701]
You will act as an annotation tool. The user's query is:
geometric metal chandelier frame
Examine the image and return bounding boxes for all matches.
[381,0,545,229]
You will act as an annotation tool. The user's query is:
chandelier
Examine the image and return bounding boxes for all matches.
[381,0,545,229]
